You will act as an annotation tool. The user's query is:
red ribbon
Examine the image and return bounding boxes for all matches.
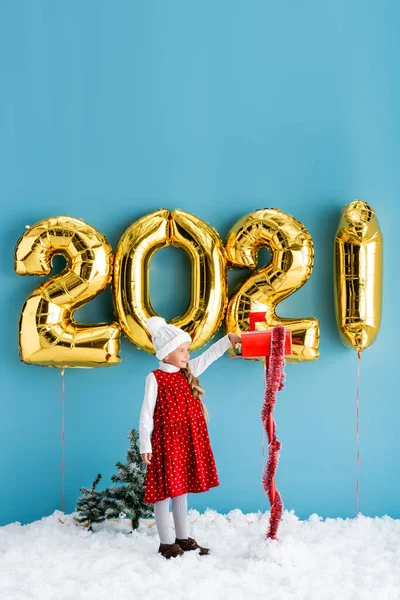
[261,326,286,540]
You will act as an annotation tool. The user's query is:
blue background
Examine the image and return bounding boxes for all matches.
[0,0,398,527]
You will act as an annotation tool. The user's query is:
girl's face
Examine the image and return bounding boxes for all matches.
[163,342,191,369]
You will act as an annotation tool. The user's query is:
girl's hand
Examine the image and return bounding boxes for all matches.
[141,453,152,465]
[228,332,241,346]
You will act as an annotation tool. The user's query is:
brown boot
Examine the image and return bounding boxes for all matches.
[175,537,210,555]
[158,543,184,559]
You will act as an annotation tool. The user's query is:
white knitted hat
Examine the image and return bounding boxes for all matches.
[146,317,192,360]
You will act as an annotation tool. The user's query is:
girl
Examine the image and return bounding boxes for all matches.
[139,316,240,559]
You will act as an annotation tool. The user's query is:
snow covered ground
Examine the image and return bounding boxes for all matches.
[1,509,400,600]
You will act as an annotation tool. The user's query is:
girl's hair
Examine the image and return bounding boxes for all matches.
[182,366,208,420]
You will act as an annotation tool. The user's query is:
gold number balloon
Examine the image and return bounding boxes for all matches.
[334,200,383,351]
[225,208,319,362]
[14,216,121,368]
[113,208,228,354]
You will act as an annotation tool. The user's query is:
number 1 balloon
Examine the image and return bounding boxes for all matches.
[334,200,383,351]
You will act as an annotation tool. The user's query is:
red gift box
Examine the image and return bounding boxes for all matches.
[241,312,292,358]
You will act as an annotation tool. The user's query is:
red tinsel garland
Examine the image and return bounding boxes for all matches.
[261,325,286,540]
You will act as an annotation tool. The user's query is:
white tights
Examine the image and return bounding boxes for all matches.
[154,494,188,544]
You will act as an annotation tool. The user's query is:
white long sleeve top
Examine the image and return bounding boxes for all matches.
[139,334,232,454]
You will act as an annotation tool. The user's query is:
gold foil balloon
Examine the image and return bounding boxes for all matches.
[113,209,228,354]
[225,208,319,363]
[14,216,121,368]
[334,200,383,351]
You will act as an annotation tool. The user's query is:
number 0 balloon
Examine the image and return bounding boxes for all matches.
[113,209,227,354]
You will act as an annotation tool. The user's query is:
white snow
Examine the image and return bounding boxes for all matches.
[1,509,400,600]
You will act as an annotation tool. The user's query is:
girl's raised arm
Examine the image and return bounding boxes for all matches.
[188,335,233,377]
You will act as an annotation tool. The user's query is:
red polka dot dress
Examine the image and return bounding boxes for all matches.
[144,368,219,504]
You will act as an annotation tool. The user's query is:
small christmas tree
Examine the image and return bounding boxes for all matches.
[106,429,153,530]
[74,473,107,532]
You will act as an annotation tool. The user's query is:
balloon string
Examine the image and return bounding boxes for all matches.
[61,368,65,514]
[356,351,361,515]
